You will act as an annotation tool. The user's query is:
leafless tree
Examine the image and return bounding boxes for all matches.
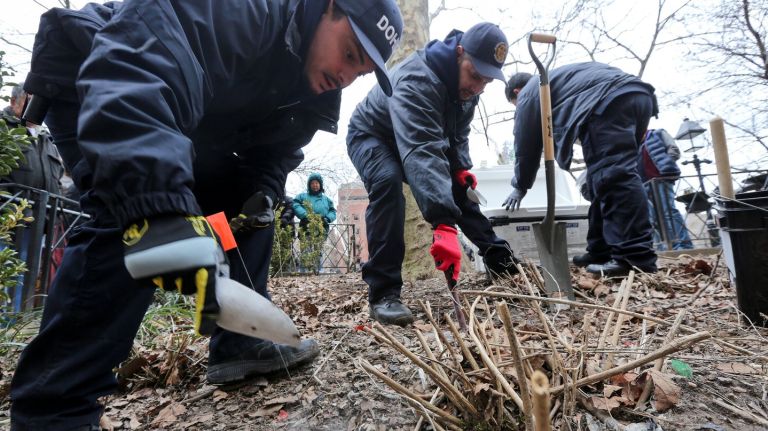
[683,0,768,161]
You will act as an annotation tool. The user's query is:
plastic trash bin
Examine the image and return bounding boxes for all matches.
[715,190,768,327]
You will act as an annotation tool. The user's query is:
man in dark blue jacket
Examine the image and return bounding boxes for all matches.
[347,22,520,327]
[504,62,659,277]
[10,0,403,429]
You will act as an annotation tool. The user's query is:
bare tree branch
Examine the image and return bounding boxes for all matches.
[0,36,32,54]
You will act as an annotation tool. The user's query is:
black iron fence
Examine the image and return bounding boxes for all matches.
[645,170,768,250]
[0,186,358,316]
[270,222,358,277]
[1,183,89,313]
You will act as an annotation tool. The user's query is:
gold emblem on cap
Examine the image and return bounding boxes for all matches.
[494,42,508,64]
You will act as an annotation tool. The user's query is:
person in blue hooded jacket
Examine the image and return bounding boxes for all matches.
[347,22,521,327]
[293,173,336,272]
[639,128,693,250]
[10,0,403,429]
[505,63,659,277]
[293,173,337,232]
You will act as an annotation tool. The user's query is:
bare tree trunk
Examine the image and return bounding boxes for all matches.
[389,0,435,282]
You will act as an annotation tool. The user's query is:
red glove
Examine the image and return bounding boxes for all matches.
[454,169,477,189]
[430,224,461,280]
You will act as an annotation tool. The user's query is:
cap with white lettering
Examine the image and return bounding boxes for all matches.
[335,0,404,96]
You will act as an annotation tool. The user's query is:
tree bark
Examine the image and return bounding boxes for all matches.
[390,0,435,282]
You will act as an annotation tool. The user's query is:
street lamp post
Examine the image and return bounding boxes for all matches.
[675,118,720,247]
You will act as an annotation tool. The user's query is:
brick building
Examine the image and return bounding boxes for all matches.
[336,182,369,263]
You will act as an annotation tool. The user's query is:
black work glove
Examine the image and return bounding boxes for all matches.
[123,215,225,335]
[230,191,274,233]
[322,216,331,225]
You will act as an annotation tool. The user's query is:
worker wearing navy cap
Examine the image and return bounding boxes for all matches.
[347,22,521,327]
[11,0,403,429]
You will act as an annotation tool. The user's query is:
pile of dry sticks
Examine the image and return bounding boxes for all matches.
[358,262,765,430]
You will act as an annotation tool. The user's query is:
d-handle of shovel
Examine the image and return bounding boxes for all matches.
[527,33,556,85]
[527,33,557,161]
[443,265,468,331]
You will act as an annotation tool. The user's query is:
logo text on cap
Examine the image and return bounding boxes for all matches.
[377,15,399,47]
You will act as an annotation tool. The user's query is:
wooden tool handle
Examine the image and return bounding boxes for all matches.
[530,33,556,44]
[710,118,734,199]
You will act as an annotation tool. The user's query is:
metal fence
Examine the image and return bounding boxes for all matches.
[0,187,358,315]
[270,223,358,277]
[646,170,768,250]
[1,183,89,313]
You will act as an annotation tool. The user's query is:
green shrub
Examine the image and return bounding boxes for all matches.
[270,204,327,276]
[0,51,33,313]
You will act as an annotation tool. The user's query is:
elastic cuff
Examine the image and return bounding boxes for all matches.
[108,191,201,228]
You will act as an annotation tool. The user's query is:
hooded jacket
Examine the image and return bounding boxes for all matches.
[347,30,475,226]
[638,129,681,181]
[27,0,340,226]
[293,173,336,224]
[0,107,63,194]
[512,62,658,190]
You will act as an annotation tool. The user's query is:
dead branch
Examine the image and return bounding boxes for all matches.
[468,296,525,410]
[549,331,712,394]
[531,371,552,431]
[359,359,464,429]
[498,301,534,431]
[367,323,478,416]
[635,309,687,407]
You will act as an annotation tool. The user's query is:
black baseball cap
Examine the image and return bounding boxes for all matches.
[461,22,508,82]
[335,0,404,96]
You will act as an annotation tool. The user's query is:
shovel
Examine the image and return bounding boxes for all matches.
[528,33,575,300]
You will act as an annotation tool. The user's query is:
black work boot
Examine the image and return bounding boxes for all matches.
[585,259,632,277]
[370,295,414,327]
[572,253,610,267]
[207,339,320,384]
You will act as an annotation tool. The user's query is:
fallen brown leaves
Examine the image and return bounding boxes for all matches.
[1,253,767,430]
[362,254,768,430]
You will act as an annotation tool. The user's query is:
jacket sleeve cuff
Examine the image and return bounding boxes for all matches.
[108,192,201,228]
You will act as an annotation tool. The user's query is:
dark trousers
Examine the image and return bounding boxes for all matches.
[582,92,657,271]
[347,134,507,303]
[645,181,693,250]
[10,160,274,430]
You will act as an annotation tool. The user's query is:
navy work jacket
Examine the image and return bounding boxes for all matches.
[27,0,340,226]
[348,46,475,226]
[512,62,657,191]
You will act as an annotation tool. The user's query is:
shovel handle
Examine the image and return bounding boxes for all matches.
[527,33,557,163]
[530,33,556,44]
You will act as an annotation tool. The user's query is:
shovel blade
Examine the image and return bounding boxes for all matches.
[215,277,302,347]
[532,221,575,300]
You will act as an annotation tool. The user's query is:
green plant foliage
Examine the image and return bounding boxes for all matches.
[271,206,297,275]
[0,119,30,176]
[0,50,34,319]
[669,358,693,378]
[270,203,327,276]
[136,290,196,344]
